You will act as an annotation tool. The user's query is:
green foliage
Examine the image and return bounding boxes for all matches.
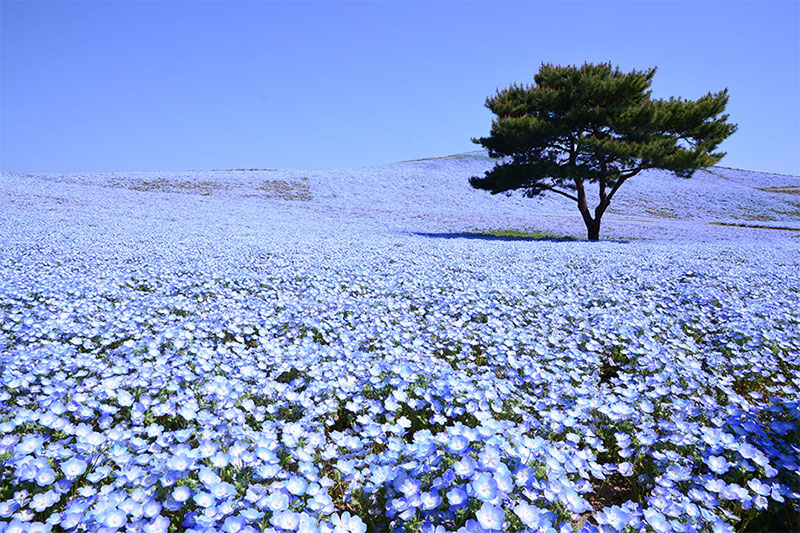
[481,229,578,241]
[471,62,737,240]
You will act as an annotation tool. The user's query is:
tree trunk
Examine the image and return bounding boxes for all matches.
[587,200,608,241]
[586,218,601,241]
[574,176,605,241]
[578,205,602,241]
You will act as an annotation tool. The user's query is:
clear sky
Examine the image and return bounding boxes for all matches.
[2,1,798,174]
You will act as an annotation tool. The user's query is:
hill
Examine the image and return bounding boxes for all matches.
[2,152,799,246]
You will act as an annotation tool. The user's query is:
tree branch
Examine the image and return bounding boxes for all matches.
[618,167,646,180]
[598,162,608,205]
[543,186,579,203]
[605,169,640,204]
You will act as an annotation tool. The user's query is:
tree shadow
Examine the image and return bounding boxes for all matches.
[410,231,608,243]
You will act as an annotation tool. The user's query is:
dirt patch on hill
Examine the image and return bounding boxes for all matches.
[759,186,800,194]
[256,178,312,201]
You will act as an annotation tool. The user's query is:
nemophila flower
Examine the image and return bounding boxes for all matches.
[369,464,393,485]
[706,455,731,475]
[514,502,546,529]
[61,457,87,478]
[211,481,237,499]
[0,500,20,518]
[117,390,134,407]
[141,499,162,519]
[337,459,356,476]
[643,508,671,533]
[271,510,300,530]
[770,484,786,503]
[420,491,441,511]
[722,483,751,505]
[257,463,281,479]
[475,502,504,531]
[454,457,476,478]
[219,514,245,532]
[265,489,290,512]
[665,465,691,483]
[396,476,422,498]
[446,434,470,454]
[198,466,221,486]
[389,497,410,516]
[446,486,468,507]
[512,465,534,487]
[747,478,771,497]
[562,487,591,514]
[286,475,309,495]
[59,510,84,529]
[494,465,513,493]
[618,462,633,477]
[29,491,58,513]
[596,505,631,531]
[4,519,43,533]
[102,508,128,529]
[211,451,231,468]
[240,507,264,521]
[193,491,215,508]
[143,516,170,533]
[78,485,97,497]
[308,492,334,514]
[172,486,191,502]
[331,511,366,533]
[471,472,498,502]
[86,465,111,483]
[16,435,44,455]
[3,167,800,532]
[710,517,736,533]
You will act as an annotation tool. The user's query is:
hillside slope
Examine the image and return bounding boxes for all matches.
[1,152,798,244]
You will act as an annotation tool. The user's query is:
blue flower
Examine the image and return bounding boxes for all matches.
[101,508,128,529]
[286,475,309,495]
[34,466,56,486]
[331,511,367,533]
[446,486,468,507]
[420,491,441,511]
[172,486,191,502]
[446,435,470,454]
[0,500,20,518]
[471,472,498,502]
[15,435,44,455]
[142,499,162,518]
[706,455,731,475]
[478,445,501,471]
[210,481,237,499]
[271,510,300,530]
[143,515,171,533]
[597,505,631,531]
[264,489,290,512]
[29,490,58,513]
[61,457,87,479]
[396,477,422,498]
[643,508,671,533]
[514,502,549,529]
[562,486,590,514]
[192,491,215,508]
[475,502,504,531]
[453,457,476,478]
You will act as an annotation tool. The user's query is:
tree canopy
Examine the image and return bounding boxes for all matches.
[470,62,737,240]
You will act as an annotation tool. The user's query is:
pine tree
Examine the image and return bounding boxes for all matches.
[470,62,737,241]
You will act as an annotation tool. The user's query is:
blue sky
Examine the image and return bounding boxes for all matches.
[2,1,798,174]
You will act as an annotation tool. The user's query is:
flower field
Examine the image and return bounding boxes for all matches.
[1,156,799,532]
